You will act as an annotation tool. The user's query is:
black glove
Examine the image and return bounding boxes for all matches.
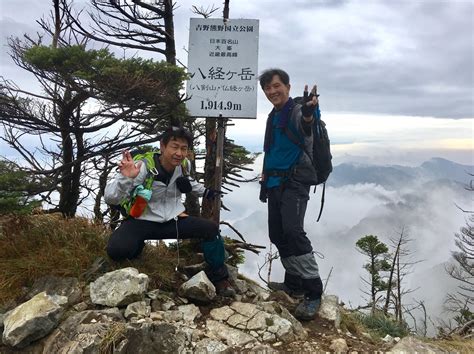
[300,88,319,118]
[203,188,223,200]
[176,176,192,193]
[259,180,267,203]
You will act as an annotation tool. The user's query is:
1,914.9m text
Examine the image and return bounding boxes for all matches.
[200,100,242,111]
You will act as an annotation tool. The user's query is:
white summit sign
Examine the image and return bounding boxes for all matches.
[186,18,259,119]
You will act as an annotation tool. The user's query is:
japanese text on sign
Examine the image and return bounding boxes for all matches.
[186,18,259,119]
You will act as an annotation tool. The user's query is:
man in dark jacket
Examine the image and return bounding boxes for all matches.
[259,68,323,320]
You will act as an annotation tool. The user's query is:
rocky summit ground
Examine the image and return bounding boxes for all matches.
[0,265,471,353]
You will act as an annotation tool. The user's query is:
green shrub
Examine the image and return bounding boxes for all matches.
[355,311,410,338]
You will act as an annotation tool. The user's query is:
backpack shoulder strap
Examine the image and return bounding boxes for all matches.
[134,150,160,190]
[181,158,190,177]
[284,122,314,166]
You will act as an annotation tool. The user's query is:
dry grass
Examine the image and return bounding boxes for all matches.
[425,337,474,353]
[119,240,201,291]
[340,309,367,337]
[0,214,203,307]
[99,322,127,354]
[0,214,109,305]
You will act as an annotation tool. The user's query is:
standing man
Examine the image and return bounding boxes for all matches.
[104,127,235,297]
[259,68,323,320]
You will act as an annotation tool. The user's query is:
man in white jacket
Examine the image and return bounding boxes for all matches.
[104,127,235,296]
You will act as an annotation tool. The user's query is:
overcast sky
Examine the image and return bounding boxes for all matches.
[1,0,472,162]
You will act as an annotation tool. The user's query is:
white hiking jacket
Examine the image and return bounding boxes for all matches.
[104,158,205,222]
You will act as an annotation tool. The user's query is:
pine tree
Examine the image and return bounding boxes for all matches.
[356,235,391,313]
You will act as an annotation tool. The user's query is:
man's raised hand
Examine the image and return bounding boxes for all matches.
[301,84,319,118]
[118,150,142,178]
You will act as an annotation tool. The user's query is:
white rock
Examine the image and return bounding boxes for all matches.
[318,294,341,328]
[234,279,249,294]
[146,289,160,299]
[206,319,256,347]
[178,304,201,323]
[210,306,235,321]
[73,302,88,312]
[230,301,259,318]
[271,315,294,342]
[250,330,259,338]
[194,338,228,353]
[150,312,163,321]
[90,267,149,307]
[162,310,184,322]
[390,336,444,353]
[329,338,349,352]
[262,331,276,342]
[246,311,270,331]
[178,271,216,302]
[124,301,150,319]
[227,313,249,329]
[162,301,175,311]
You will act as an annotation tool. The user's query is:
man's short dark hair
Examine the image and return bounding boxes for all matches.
[258,68,290,89]
[160,126,193,147]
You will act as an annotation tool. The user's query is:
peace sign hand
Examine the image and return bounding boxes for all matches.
[118,150,142,179]
[301,84,319,118]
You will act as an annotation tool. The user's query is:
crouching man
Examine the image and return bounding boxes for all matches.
[104,126,235,297]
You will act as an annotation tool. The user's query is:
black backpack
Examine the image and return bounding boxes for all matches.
[286,98,333,221]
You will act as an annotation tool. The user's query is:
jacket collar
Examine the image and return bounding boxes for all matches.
[263,97,295,152]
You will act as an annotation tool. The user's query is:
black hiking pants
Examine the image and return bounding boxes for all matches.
[267,180,322,299]
[106,216,228,282]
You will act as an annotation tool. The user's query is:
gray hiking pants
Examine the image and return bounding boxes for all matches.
[267,180,320,280]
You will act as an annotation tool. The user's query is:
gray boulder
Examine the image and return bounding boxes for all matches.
[260,301,307,340]
[194,338,229,353]
[124,301,151,320]
[2,292,67,348]
[25,275,82,305]
[178,271,216,302]
[245,280,270,301]
[206,319,257,347]
[116,322,187,353]
[206,301,307,346]
[90,267,149,307]
[178,304,202,323]
[42,307,124,353]
[210,305,235,321]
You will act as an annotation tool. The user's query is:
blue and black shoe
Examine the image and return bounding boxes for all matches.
[294,297,321,321]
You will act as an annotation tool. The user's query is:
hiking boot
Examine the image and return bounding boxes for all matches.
[294,297,321,321]
[268,281,305,299]
[215,279,236,298]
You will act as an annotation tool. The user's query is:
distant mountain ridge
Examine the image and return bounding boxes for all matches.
[329,157,473,189]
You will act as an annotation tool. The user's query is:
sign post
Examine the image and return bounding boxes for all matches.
[186,17,259,223]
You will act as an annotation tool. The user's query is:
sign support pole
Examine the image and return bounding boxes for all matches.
[212,2,230,225]
[212,115,226,224]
